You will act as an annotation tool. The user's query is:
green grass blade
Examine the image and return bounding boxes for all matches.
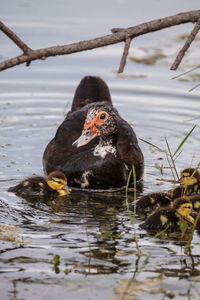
[132,165,137,203]
[155,226,169,237]
[125,168,134,223]
[139,138,164,152]
[173,149,183,162]
[125,166,141,256]
[187,210,200,250]
[165,137,179,181]
[173,125,196,158]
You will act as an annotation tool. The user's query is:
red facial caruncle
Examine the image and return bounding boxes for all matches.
[73,111,109,148]
[84,111,109,134]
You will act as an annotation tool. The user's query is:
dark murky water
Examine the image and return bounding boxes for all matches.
[1,1,200,299]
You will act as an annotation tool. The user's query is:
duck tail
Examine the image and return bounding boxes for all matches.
[71,76,112,112]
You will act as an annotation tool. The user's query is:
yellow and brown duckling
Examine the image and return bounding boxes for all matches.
[136,167,200,214]
[136,192,172,214]
[8,171,72,198]
[140,198,195,231]
[179,167,200,194]
[186,194,200,212]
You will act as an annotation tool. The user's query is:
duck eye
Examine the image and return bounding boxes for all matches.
[56,180,62,184]
[99,113,106,120]
[186,205,191,208]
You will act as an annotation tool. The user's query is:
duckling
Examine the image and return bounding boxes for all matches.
[180,168,200,194]
[136,192,172,214]
[186,195,200,212]
[140,198,194,231]
[8,171,72,198]
[136,167,200,214]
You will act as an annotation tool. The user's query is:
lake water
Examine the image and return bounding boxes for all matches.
[1,1,200,299]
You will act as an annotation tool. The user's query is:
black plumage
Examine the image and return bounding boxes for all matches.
[43,76,144,190]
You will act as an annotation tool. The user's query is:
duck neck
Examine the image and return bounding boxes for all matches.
[93,135,117,158]
[100,134,116,146]
[57,189,70,196]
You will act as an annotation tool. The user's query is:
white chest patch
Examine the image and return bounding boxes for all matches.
[93,144,117,158]
[74,170,93,188]
[160,214,168,225]
[150,197,155,204]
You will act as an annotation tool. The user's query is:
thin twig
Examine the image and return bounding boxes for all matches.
[0,10,200,72]
[189,82,200,92]
[171,65,200,80]
[118,36,131,73]
[0,21,34,55]
[171,18,200,70]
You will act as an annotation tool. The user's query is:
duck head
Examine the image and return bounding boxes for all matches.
[46,171,72,196]
[72,104,119,148]
[181,168,200,187]
[173,197,194,223]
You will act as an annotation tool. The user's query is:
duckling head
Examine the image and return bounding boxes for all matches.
[181,168,200,187]
[46,171,72,196]
[173,198,194,223]
[72,104,119,148]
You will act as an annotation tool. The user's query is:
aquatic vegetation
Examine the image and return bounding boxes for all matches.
[136,126,200,241]
[140,125,197,181]
[125,165,141,256]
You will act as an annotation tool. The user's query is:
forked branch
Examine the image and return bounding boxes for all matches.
[0,10,200,72]
[171,18,200,70]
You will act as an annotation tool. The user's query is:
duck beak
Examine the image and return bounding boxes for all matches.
[182,177,197,186]
[72,128,98,148]
[191,210,198,217]
[63,184,72,192]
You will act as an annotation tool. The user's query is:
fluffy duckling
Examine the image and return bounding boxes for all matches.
[180,168,200,194]
[8,171,72,197]
[136,192,172,214]
[140,198,195,231]
[136,167,200,214]
[186,195,200,212]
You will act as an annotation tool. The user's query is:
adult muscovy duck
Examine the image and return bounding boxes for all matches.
[43,76,144,191]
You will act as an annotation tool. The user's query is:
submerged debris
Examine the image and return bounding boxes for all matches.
[129,53,166,65]
[0,223,24,244]
[114,278,162,300]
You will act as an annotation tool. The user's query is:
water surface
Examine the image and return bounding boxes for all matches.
[1,1,200,299]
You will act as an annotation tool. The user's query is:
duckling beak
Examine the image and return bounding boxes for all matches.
[182,176,197,187]
[72,128,98,148]
[191,210,198,217]
[62,184,72,192]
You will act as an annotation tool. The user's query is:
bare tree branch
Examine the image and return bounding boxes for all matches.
[171,18,200,70]
[0,21,34,55]
[0,10,200,72]
[118,36,131,73]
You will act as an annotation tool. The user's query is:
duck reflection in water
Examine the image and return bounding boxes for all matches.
[19,189,142,275]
